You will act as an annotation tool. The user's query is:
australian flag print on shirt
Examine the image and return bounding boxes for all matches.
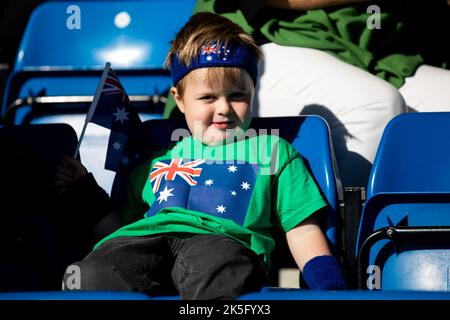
[146,158,259,226]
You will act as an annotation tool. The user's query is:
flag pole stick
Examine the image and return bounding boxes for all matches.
[73,62,111,159]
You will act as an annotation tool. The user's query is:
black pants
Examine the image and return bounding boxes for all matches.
[63,234,268,300]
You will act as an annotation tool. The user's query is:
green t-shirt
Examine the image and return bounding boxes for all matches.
[95,134,327,267]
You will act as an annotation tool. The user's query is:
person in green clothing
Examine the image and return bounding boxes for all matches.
[60,12,346,299]
[165,0,450,187]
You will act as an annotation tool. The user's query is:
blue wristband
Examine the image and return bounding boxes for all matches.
[302,255,347,290]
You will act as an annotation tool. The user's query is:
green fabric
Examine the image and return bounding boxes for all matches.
[193,0,449,88]
[257,8,423,88]
[164,1,449,118]
[95,135,327,267]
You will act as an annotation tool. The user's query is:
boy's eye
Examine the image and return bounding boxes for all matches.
[229,92,247,100]
[199,95,216,101]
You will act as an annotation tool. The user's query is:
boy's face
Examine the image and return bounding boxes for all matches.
[171,68,254,146]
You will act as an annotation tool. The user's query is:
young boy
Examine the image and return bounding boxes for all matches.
[60,12,346,299]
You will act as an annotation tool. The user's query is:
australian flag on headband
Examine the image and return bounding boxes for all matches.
[89,64,143,172]
[146,159,259,226]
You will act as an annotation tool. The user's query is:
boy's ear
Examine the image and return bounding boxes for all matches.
[171,87,185,114]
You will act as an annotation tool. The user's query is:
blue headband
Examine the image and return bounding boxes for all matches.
[171,41,258,87]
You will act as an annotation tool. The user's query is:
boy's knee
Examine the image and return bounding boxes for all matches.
[179,234,260,269]
[173,235,267,299]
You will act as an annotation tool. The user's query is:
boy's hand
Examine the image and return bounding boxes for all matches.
[54,156,88,192]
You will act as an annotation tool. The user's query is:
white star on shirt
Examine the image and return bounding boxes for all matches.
[112,141,122,151]
[227,165,237,173]
[113,107,129,124]
[157,186,174,204]
[206,55,213,61]
[231,190,237,196]
[216,204,226,214]
[204,179,214,186]
[241,181,251,190]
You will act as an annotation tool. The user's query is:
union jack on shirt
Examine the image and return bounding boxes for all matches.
[150,158,205,194]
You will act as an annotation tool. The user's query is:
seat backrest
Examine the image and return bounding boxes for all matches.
[15,0,195,71]
[0,123,80,291]
[360,112,450,239]
[357,112,450,291]
[111,116,341,251]
[0,123,78,173]
[367,112,450,199]
[2,0,195,119]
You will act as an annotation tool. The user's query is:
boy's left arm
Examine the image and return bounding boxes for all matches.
[286,214,347,290]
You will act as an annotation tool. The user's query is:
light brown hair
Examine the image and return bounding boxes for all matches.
[165,12,262,96]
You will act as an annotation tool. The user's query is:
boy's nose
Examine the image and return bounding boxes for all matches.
[216,98,232,115]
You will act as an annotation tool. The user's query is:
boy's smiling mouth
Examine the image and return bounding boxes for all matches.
[212,120,234,129]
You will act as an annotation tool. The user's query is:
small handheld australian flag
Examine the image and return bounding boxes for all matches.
[74,62,143,172]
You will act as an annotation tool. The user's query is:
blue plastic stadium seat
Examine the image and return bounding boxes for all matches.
[0,123,78,171]
[356,112,450,291]
[0,123,82,291]
[1,0,195,122]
